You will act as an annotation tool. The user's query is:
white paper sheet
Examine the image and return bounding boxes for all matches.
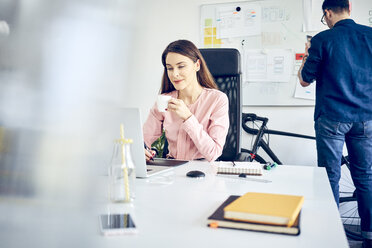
[294,77,316,100]
[262,6,286,22]
[302,0,327,32]
[216,4,261,39]
[243,49,293,83]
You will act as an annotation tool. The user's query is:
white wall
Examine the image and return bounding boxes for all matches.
[129,0,317,166]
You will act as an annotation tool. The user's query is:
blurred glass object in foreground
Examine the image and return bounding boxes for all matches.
[0,0,137,247]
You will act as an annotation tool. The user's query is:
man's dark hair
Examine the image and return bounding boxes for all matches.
[322,0,349,13]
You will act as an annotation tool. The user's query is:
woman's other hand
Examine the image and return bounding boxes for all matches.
[144,148,155,161]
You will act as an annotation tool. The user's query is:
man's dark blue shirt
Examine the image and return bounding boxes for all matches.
[302,19,372,122]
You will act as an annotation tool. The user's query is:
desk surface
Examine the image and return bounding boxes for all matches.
[95,162,348,248]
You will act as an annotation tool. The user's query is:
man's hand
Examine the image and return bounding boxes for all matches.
[298,44,311,87]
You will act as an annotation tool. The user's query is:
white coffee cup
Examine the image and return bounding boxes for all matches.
[157,95,172,112]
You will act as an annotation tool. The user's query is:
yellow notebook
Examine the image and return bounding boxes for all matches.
[223,192,304,227]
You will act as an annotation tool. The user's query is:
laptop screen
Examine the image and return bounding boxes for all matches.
[103,107,148,178]
[105,107,188,178]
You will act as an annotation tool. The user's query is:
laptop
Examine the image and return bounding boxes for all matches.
[118,108,188,178]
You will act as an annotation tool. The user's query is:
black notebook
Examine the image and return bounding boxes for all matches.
[207,195,301,236]
[146,158,189,167]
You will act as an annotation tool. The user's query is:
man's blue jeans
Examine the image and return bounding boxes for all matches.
[315,115,372,239]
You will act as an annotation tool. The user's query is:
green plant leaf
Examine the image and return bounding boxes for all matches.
[151,130,165,158]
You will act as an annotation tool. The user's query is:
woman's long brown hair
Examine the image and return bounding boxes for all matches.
[160,40,217,94]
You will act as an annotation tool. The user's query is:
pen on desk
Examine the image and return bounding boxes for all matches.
[217,174,272,183]
[144,143,155,161]
[238,174,272,183]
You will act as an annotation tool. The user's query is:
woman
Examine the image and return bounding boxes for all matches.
[143,40,229,162]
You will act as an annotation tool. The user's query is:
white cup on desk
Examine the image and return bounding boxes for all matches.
[157,95,171,112]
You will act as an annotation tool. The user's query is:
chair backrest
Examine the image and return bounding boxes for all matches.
[199,48,242,161]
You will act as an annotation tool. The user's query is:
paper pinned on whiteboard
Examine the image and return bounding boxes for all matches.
[262,6,286,22]
[216,4,261,39]
[243,49,293,83]
[262,32,283,46]
[302,0,328,32]
[294,78,316,100]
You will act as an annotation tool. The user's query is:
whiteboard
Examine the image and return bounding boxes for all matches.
[200,0,372,106]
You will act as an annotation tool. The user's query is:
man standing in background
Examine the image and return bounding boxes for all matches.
[298,0,372,247]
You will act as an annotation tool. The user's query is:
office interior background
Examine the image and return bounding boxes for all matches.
[0,0,371,247]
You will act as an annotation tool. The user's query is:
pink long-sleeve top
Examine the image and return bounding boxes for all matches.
[143,88,229,162]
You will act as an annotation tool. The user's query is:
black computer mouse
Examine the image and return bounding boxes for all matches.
[186,170,205,178]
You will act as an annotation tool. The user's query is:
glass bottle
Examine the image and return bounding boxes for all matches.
[108,141,136,203]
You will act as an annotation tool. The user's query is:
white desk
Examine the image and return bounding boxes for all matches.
[95,162,348,248]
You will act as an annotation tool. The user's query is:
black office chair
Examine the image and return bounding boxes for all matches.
[199,48,242,161]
